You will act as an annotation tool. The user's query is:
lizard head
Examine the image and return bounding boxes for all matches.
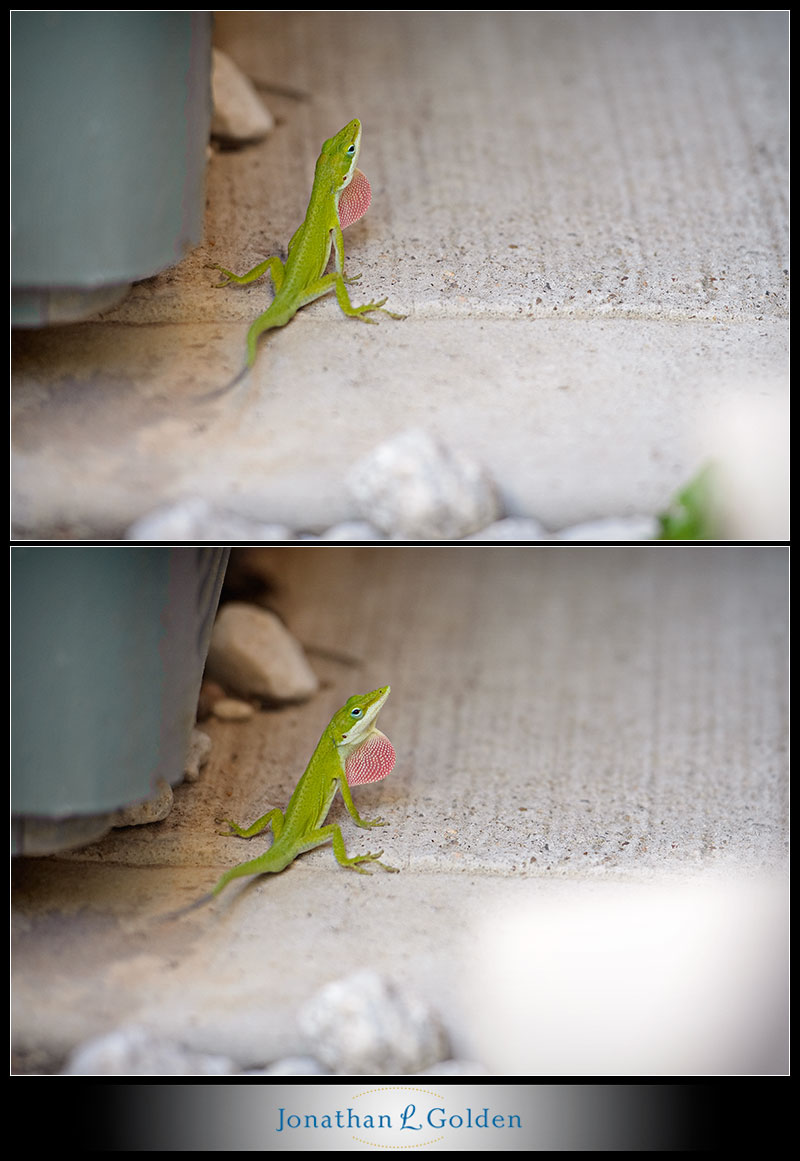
[331,685,390,748]
[322,117,362,184]
[319,118,372,228]
[331,686,396,786]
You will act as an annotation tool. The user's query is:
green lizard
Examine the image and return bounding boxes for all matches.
[170,686,398,916]
[203,118,404,399]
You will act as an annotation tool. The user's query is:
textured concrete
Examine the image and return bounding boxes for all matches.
[11,547,789,1072]
[10,12,789,538]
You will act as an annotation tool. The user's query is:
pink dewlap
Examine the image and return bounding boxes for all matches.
[338,168,372,230]
[345,730,396,785]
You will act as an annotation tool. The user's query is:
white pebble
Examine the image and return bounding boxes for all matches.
[63,1025,235,1075]
[243,1056,330,1076]
[211,697,255,721]
[464,517,551,540]
[319,521,383,540]
[126,498,293,542]
[183,729,212,782]
[555,515,659,540]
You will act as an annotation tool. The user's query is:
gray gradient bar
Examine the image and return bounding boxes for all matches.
[75,1083,724,1151]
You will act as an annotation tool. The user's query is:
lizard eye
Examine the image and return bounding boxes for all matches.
[346,144,356,155]
[350,707,363,718]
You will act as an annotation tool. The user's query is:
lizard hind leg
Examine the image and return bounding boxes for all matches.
[210,808,287,895]
[333,276,406,323]
[328,824,399,874]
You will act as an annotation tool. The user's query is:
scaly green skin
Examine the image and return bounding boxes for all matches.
[206,686,397,904]
[205,119,404,398]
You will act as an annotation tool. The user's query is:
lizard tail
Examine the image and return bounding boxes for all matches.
[156,891,216,923]
[192,313,273,402]
[192,361,251,403]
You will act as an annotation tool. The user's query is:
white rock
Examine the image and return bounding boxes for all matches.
[298,970,449,1075]
[126,498,293,542]
[63,1025,235,1076]
[347,428,501,541]
[418,1059,490,1075]
[555,515,659,541]
[319,521,383,540]
[205,602,319,703]
[243,1056,330,1076]
[211,48,274,144]
[464,517,550,541]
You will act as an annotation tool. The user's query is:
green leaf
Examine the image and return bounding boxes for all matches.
[657,463,719,540]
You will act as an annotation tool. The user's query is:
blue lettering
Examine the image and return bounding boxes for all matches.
[400,1103,422,1131]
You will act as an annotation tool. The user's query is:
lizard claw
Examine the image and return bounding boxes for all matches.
[212,263,234,287]
[216,818,246,837]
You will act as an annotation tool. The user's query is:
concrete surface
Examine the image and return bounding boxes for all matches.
[11,547,789,1073]
[10,12,789,539]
